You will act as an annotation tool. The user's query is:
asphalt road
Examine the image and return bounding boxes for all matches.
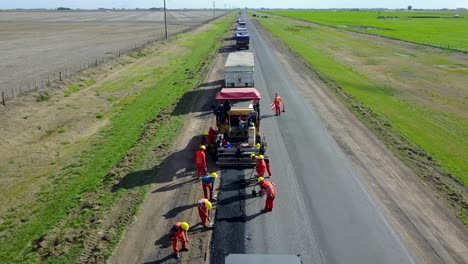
[211,17,416,264]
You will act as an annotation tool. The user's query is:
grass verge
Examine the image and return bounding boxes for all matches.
[254,14,467,224]
[0,13,233,263]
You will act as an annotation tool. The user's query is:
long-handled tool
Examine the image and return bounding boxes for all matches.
[247,168,259,196]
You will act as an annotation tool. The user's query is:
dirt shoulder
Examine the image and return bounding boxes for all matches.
[252,19,468,263]
[108,31,232,264]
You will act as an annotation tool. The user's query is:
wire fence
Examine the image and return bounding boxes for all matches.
[0,12,230,106]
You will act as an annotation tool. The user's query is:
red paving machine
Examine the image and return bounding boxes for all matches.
[211,88,266,167]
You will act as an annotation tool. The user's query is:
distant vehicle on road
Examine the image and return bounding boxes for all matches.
[236,31,250,50]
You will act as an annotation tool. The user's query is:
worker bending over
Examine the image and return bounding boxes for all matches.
[197,198,213,228]
[201,172,218,200]
[194,145,207,179]
[258,177,276,212]
[169,221,190,260]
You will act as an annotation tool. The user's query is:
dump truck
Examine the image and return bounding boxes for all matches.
[224,51,254,88]
[212,88,266,167]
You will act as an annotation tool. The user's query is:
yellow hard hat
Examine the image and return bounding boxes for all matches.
[205,200,213,209]
[257,177,264,183]
[210,172,218,178]
[181,222,189,231]
[256,155,264,160]
[256,143,261,149]
[204,131,209,136]
[200,145,206,150]
[250,153,256,158]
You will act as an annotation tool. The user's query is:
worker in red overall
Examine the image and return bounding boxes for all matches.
[255,155,267,178]
[264,157,272,177]
[273,92,282,116]
[197,198,213,227]
[258,177,276,212]
[207,127,216,144]
[169,221,190,260]
[201,172,218,200]
[194,145,207,179]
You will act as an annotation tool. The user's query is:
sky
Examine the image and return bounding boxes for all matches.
[0,0,466,10]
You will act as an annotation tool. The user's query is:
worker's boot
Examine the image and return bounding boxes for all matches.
[174,254,180,260]
[180,247,189,252]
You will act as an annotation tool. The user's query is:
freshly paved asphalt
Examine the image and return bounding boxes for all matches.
[211,17,415,264]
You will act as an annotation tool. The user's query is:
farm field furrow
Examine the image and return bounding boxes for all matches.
[0,11,227,97]
[268,10,468,52]
[255,13,467,223]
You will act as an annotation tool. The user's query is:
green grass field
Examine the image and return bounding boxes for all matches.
[267,10,468,52]
[0,14,233,263]
[255,14,467,222]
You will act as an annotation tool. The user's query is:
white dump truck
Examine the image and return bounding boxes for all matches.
[224,51,254,88]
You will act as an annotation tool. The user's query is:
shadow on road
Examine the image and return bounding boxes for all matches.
[218,45,237,53]
[217,211,263,223]
[143,254,175,264]
[171,86,219,116]
[110,136,203,193]
[163,203,197,219]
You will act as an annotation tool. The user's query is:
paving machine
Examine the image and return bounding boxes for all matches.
[212,88,266,167]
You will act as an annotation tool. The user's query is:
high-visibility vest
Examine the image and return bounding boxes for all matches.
[260,181,276,197]
[274,96,282,106]
[195,150,206,165]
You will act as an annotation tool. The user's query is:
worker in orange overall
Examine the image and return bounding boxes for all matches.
[194,145,207,179]
[201,172,218,200]
[207,127,217,145]
[255,155,267,178]
[258,177,276,212]
[169,221,190,260]
[197,198,213,227]
[273,92,282,116]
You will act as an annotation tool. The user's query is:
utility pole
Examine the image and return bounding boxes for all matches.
[213,0,215,18]
[164,0,168,40]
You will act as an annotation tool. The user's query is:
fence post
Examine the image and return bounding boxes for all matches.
[95,59,98,67]
[118,51,121,58]
[11,89,14,98]
[2,92,5,106]
[59,72,62,81]
[19,85,22,94]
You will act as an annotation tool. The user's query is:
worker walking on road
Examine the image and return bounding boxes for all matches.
[273,92,282,116]
[197,198,213,228]
[258,177,276,212]
[169,221,190,260]
[201,172,218,200]
[194,145,207,180]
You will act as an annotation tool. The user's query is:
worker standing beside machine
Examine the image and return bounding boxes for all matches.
[194,145,207,180]
[257,177,276,212]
